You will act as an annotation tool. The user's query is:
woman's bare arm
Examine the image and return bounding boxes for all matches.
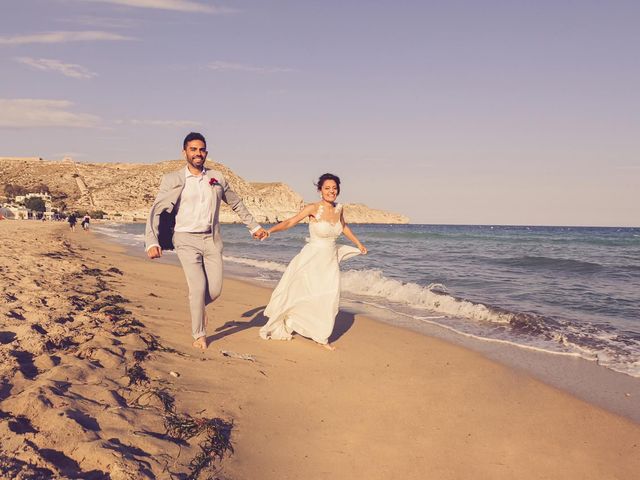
[341,210,367,254]
[267,204,317,235]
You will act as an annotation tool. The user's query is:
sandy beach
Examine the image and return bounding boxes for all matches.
[0,221,638,479]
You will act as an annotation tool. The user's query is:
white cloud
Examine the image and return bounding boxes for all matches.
[79,0,232,13]
[0,31,132,46]
[15,57,97,80]
[0,99,100,128]
[206,61,295,73]
[116,119,202,127]
[63,15,137,29]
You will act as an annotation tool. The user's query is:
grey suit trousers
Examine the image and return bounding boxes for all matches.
[173,232,223,339]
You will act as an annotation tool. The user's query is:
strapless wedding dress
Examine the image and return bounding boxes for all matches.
[260,205,360,345]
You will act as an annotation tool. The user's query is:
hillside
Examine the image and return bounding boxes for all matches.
[0,157,409,223]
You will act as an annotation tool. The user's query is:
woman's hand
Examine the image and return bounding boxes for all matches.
[358,244,368,254]
[257,229,271,242]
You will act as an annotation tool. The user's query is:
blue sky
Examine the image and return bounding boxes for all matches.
[1,0,638,226]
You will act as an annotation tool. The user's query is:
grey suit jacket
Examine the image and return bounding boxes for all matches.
[144,167,260,251]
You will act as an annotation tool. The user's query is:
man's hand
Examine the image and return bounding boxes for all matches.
[252,228,269,241]
[147,246,162,259]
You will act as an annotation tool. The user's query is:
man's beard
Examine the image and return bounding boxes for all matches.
[188,157,204,169]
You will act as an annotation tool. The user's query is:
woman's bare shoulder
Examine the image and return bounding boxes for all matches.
[306,202,322,218]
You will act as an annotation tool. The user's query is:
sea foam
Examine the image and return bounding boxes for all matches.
[340,269,513,323]
[223,255,287,273]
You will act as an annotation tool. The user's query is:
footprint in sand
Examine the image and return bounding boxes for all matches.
[0,331,17,344]
[10,350,39,380]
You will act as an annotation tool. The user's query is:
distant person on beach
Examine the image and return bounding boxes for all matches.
[67,214,77,231]
[81,215,90,231]
[259,173,367,350]
[145,132,269,350]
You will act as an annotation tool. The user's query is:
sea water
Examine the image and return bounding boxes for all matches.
[94,223,640,379]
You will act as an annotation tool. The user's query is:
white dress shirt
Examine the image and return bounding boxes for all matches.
[174,166,214,233]
[145,166,262,251]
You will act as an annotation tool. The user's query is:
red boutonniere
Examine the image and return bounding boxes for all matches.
[209,177,219,186]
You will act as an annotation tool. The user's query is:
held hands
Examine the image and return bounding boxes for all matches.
[147,246,162,259]
[253,227,270,241]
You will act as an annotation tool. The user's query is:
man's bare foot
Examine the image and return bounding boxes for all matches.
[319,342,336,351]
[193,336,207,350]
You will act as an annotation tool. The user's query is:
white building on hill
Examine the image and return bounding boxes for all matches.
[4,192,54,219]
[14,192,52,205]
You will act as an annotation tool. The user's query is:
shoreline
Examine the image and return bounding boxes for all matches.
[1,221,639,478]
[83,219,640,228]
[93,224,640,424]
[346,297,640,424]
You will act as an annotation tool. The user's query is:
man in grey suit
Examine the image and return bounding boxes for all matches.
[145,132,268,349]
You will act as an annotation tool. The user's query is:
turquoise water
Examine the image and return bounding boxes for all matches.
[94,223,640,378]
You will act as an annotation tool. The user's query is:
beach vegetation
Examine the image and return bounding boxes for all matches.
[3,183,27,197]
[125,363,149,386]
[134,388,234,479]
[33,183,50,194]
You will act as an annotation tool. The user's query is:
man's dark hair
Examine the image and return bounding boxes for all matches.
[183,132,207,150]
[315,173,341,195]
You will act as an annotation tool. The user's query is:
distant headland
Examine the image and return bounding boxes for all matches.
[0,157,409,224]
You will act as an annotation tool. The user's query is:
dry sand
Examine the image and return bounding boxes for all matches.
[0,221,638,479]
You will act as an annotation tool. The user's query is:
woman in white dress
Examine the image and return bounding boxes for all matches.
[259,174,368,350]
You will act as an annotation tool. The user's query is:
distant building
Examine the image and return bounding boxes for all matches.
[6,191,54,219]
[14,192,53,211]
[0,205,29,219]
[15,192,52,202]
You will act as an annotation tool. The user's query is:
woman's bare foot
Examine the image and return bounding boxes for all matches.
[193,336,207,350]
[319,342,336,351]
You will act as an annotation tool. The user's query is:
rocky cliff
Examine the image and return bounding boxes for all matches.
[0,157,409,223]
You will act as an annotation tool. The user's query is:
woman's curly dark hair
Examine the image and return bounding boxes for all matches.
[315,173,341,195]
